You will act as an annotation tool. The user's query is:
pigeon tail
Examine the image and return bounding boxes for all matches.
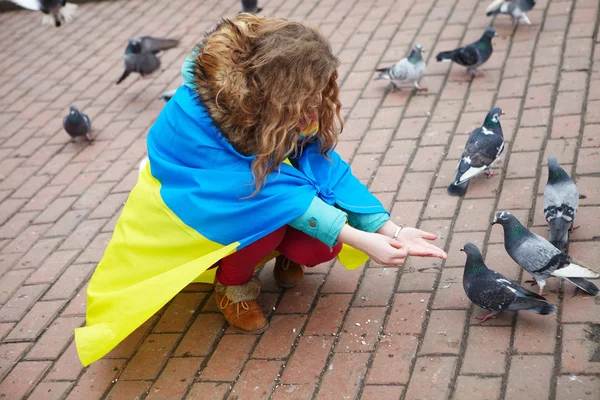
[548,217,570,253]
[486,0,505,15]
[447,180,469,196]
[116,69,131,85]
[565,278,599,296]
[436,51,454,62]
[507,298,557,315]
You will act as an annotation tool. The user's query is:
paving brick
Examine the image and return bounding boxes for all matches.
[281,335,334,384]
[336,307,386,352]
[252,314,305,359]
[497,178,536,209]
[0,361,51,400]
[43,263,94,300]
[304,294,351,335]
[119,333,180,381]
[385,293,430,334]
[276,274,323,314]
[454,198,495,231]
[561,324,600,374]
[146,357,204,400]
[28,381,73,400]
[0,342,30,381]
[0,284,47,322]
[200,334,257,381]
[506,355,554,400]
[186,382,231,399]
[25,316,84,360]
[105,381,151,400]
[45,341,84,381]
[317,352,369,399]
[5,300,64,341]
[152,292,204,333]
[420,310,466,355]
[353,268,397,307]
[461,326,511,374]
[229,359,283,399]
[453,376,502,400]
[272,384,316,400]
[66,359,125,400]
[404,356,457,400]
[321,261,362,293]
[555,375,600,400]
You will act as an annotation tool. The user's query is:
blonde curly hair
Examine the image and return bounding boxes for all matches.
[191,14,343,195]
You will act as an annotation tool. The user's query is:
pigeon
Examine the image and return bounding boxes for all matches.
[544,156,579,253]
[157,89,177,102]
[240,0,262,13]
[461,242,557,323]
[375,44,427,92]
[486,0,536,25]
[116,36,180,85]
[436,27,497,77]
[492,211,599,296]
[8,0,78,27]
[447,107,505,196]
[63,105,92,142]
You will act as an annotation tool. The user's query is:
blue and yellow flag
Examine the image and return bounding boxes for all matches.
[74,85,387,366]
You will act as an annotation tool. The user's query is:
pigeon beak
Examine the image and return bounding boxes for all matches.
[460,248,465,252]
[491,218,497,225]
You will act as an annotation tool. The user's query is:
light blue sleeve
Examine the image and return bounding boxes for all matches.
[288,197,348,247]
[346,211,390,233]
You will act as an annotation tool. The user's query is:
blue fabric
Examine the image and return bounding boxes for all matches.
[146,85,388,249]
[347,211,390,233]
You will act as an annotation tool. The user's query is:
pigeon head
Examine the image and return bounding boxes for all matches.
[482,107,504,132]
[408,44,425,63]
[491,211,513,226]
[461,242,488,275]
[547,156,570,183]
[66,105,82,122]
[126,38,143,54]
[482,27,498,40]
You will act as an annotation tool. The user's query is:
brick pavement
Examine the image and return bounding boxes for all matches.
[0,0,599,398]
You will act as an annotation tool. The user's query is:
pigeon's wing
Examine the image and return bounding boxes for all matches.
[8,0,40,10]
[464,128,504,166]
[490,270,547,300]
[516,0,535,12]
[389,59,410,81]
[544,179,579,224]
[466,273,518,312]
[138,53,161,75]
[511,233,563,275]
[83,114,91,131]
[451,45,480,67]
[140,36,180,54]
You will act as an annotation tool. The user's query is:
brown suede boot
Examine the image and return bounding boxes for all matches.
[273,255,305,288]
[214,277,268,334]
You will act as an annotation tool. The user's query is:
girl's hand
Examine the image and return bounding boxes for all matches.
[395,227,447,259]
[359,232,409,266]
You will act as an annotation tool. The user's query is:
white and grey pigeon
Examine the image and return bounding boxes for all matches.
[461,242,557,323]
[116,36,180,85]
[492,211,599,296]
[436,27,497,77]
[447,107,505,196]
[8,0,78,27]
[486,0,536,25]
[544,156,579,253]
[240,0,262,13]
[157,89,177,102]
[63,105,92,142]
[375,44,427,92]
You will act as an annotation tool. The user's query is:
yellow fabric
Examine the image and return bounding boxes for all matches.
[75,162,368,367]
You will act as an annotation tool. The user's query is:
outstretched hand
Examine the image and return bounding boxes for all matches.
[395,227,447,259]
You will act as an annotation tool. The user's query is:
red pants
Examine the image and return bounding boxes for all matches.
[216,226,343,286]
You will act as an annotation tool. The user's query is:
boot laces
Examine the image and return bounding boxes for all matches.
[219,296,250,318]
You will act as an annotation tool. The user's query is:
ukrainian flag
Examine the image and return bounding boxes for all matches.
[74,85,387,366]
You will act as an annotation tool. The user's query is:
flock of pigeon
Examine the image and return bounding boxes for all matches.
[9,0,599,324]
[374,0,599,322]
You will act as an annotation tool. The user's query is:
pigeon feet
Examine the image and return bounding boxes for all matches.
[415,87,429,92]
[475,313,497,323]
[484,169,497,179]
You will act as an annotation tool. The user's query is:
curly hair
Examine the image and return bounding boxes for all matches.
[191,14,343,196]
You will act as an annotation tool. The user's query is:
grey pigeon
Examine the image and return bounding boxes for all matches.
[492,211,599,296]
[240,0,262,13]
[8,0,78,27]
[544,156,579,253]
[461,242,557,323]
[436,27,497,77]
[63,105,92,142]
[157,89,177,102]
[486,0,536,25]
[447,107,505,196]
[116,36,180,85]
[375,44,427,92]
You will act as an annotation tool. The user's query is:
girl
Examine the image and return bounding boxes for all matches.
[74,14,446,366]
